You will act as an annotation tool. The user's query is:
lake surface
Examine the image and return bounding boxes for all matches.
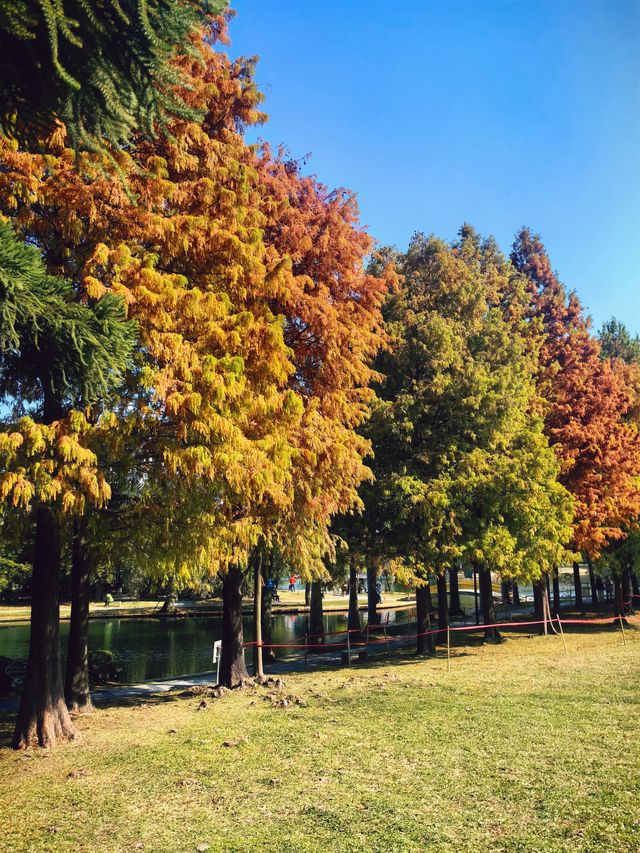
[0,607,414,683]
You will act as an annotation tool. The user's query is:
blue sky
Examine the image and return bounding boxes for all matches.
[227,1,640,334]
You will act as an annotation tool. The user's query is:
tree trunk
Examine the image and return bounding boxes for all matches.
[347,557,361,638]
[552,571,561,616]
[630,569,639,597]
[304,583,310,607]
[449,566,462,614]
[613,572,627,623]
[219,565,249,688]
[308,581,324,649]
[478,564,501,643]
[533,580,545,635]
[415,583,434,655]
[512,581,520,606]
[260,556,275,662]
[541,579,556,634]
[367,556,380,625]
[473,564,480,624]
[535,578,553,635]
[253,551,263,678]
[64,517,93,714]
[573,560,584,612]
[588,560,598,608]
[622,567,631,615]
[436,572,448,644]
[12,506,77,748]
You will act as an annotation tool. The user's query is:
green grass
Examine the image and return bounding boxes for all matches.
[1,627,639,852]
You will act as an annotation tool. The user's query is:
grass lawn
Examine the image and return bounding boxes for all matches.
[1,627,638,852]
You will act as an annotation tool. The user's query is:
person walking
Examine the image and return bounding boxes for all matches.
[288,574,297,593]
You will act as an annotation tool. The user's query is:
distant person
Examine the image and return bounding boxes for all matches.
[375,582,382,605]
[604,578,613,602]
[288,574,297,593]
[266,578,280,602]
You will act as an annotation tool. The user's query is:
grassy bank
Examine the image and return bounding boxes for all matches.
[1,628,638,852]
[0,591,412,624]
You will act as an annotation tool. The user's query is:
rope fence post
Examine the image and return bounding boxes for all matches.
[384,624,391,659]
[304,633,308,671]
[446,623,451,672]
[556,614,568,655]
[347,626,352,666]
[618,614,627,646]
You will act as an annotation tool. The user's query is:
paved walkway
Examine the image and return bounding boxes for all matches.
[0,633,416,714]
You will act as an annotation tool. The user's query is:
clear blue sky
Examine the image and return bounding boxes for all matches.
[228,0,640,334]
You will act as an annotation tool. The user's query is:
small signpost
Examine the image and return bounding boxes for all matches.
[212,640,222,684]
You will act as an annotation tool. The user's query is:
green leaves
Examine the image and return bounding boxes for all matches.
[353,226,574,583]
[0,0,227,151]
[0,221,137,410]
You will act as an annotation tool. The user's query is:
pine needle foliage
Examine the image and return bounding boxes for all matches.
[0,220,137,411]
[0,0,226,151]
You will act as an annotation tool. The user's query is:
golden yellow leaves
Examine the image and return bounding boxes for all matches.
[0,414,112,513]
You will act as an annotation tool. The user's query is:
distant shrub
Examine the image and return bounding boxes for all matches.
[88,650,124,685]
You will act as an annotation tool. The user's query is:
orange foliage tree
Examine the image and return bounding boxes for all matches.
[0,18,389,700]
[511,228,640,609]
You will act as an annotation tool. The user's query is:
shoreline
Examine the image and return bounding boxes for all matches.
[0,597,418,627]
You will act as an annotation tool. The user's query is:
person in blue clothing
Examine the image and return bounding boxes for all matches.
[266,577,280,602]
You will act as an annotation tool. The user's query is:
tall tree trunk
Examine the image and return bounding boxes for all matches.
[415,583,434,655]
[219,565,249,688]
[64,517,93,714]
[613,572,627,623]
[449,566,462,614]
[253,551,263,678]
[260,555,275,662]
[552,571,561,616]
[13,506,77,748]
[304,583,310,607]
[541,579,556,634]
[436,572,448,643]
[473,565,479,624]
[308,581,324,649]
[535,578,553,635]
[533,580,545,635]
[588,560,598,608]
[573,560,584,613]
[367,555,380,625]
[512,581,521,606]
[347,557,361,638]
[478,564,501,643]
[622,567,631,615]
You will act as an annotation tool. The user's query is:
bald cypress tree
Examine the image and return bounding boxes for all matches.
[359,227,573,649]
[0,221,136,747]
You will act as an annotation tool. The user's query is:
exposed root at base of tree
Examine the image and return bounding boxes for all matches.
[12,703,79,750]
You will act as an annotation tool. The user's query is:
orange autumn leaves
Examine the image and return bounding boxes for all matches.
[512,228,640,559]
[0,27,391,577]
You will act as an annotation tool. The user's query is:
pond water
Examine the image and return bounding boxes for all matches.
[0,607,414,683]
